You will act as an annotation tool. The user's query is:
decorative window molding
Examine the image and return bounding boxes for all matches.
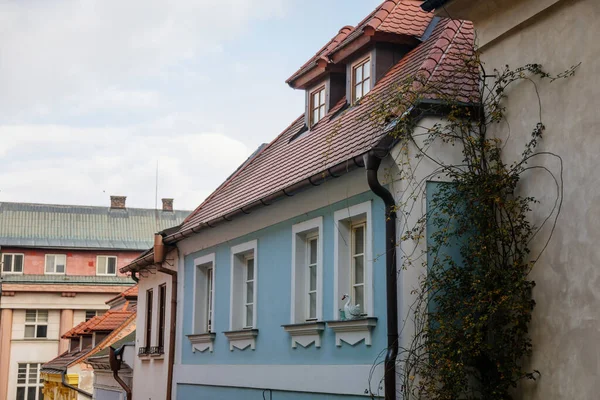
[326,317,377,347]
[45,254,66,275]
[191,253,216,352]
[24,310,48,339]
[310,85,326,127]
[351,56,371,103]
[290,217,323,324]
[2,253,24,274]
[187,333,217,353]
[223,329,259,351]
[282,322,325,349]
[96,255,117,276]
[333,201,374,319]
[229,240,258,331]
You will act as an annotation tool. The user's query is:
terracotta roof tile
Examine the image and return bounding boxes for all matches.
[106,285,138,304]
[62,307,135,338]
[173,18,475,239]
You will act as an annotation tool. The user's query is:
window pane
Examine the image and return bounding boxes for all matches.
[28,365,37,384]
[38,310,48,322]
[353,225,365,254]
[309,239,317,264]
[246,281,254,304]
[14,255,23,272]
[319,105,326,119]
[24,325,35,338]
[309,265,317,291]
[39,388,44,400]
[107,257,116,274]
[27,387,36,400]
[56,263,65,273]
[18,364,27,383]
[37,325,48,338]
[16,387,25,400]
[355,65,362,82]
[245,305,253,327]
[363,60,371,79]
[97,257,106,274]
[45,255,54,272]
[85,311,96,321]
[355,84,362,100]
[246,258,254,280]
[309,292,317,319]
[319,89,325,104]
[25,310,36,322]
[312,110,319,125]
[354,255,364,284]
[312,92,319,107]
[363,78,371,96]
[3,254,12,271]
[354,285,364,314]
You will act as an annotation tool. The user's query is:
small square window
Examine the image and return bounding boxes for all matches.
[310,86,326,127]
[352,57,371,103]
[2,253,24,273]
[24,310,48,339]
[45,254,66,274]
[97,256,117,275]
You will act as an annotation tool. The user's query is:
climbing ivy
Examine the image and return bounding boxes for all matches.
[367,47,578,399]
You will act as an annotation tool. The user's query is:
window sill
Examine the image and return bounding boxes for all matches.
[223,329,258,351]
[187,332,216,353]
[282,321,325,349]
[326,317,377,347]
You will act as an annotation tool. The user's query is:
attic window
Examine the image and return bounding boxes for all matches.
[352,57,371,103]
[310,86,326,127]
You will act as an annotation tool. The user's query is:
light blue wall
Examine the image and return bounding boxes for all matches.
[177,384,370,400]
[180,191,388,366]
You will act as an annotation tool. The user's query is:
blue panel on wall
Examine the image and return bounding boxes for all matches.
[177,384,377,400]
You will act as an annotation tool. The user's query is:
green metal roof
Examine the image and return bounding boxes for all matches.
[0,202,190,250]
[1,274,135,285]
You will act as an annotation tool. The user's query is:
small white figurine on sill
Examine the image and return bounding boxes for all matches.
[342,294,361,320]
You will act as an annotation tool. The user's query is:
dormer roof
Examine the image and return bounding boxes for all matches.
[287,0,434,88]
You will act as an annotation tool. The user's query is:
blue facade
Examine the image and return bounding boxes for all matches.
[177,385,371,400]
[177,191,388,397]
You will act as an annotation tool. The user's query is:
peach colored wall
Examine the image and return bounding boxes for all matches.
[1,247,141,276]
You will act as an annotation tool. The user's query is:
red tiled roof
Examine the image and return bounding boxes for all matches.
[172,18,476,239]
[287,0,433,84]
[106,284,138,304]
[62,306,135,338]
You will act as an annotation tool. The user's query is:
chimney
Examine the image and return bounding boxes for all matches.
[162,198,174,212]
[110,195,127,209]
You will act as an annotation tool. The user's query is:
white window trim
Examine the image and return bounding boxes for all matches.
[44,254,66,275]
[16,362,43,400]
[96,255,118,276]
[290,217,324,323]
[1,253,24,274]
[333,201,374,318]
[192,253,216,334]
[24,310,48,339]
[229,240,258,330]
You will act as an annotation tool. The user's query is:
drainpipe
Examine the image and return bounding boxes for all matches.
[61,370,92,398]
[154,234,177,400]
[130,270,139,283]
[365,149,398,400]
[109,346,132,400]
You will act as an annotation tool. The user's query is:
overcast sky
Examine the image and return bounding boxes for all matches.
[0,0,381,210]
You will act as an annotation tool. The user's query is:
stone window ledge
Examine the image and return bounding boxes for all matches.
[326,317,377,347]
[282,321,325,349]
[187,333,216,353]
[223,329,258,351]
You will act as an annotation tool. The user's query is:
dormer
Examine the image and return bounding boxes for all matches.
[286,0,436,125]
[81,334,93,351]
[69,336,80,352]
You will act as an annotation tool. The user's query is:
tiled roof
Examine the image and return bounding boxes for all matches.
[287,0,434,84]
[0,274,134,285]
[41,345,94,373]
[106,285,138,304]
[63,305,135,338]
[170,18,476,241]
[0,202,190,250]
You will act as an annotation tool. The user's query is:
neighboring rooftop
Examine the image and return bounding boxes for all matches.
[0,274,134,286]
[0,200,190,250]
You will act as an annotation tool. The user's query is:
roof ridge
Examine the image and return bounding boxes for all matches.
[0,201,190,213]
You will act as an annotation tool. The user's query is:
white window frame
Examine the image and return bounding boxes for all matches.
[2,253,24,274]
[24,310,48,339]
[229,240,258,331]
[16,362,43,400]
[290,217,323,323]
[192,253,216,334]
[44,254,66,275]
[333,201,374,318]
[243,256,255,329]
[96,255,118,276]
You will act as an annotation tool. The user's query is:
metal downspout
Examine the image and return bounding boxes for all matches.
[109,346,132,400]
[61,370,92,398]
[365,150,398,400]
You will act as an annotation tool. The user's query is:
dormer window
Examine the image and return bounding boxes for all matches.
[310,86,326,127]
[352,57,371,103]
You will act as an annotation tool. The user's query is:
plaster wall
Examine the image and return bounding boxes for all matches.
[6,341,58,400]
[445,0,600,398]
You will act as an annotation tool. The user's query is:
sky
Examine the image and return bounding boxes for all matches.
[0,0,382,211]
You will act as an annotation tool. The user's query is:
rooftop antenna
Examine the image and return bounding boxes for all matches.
[155,160,159,231]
